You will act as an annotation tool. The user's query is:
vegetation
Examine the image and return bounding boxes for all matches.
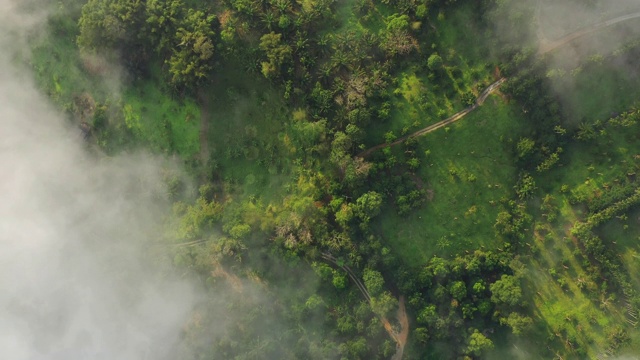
[28,0,640,358]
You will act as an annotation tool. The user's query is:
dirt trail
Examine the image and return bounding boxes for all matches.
[197,91,210,165]
[538,11,640,55]
[390,296,409,360]
[356,78,506,158]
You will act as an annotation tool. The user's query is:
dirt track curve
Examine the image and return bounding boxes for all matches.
[197,91,210,166]
[538,11,640,54]
[356,78,506,158]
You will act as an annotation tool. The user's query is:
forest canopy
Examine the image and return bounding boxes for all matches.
[20,0,640,358]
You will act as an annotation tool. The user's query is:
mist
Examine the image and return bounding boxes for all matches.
[492,0,640,125]
[0,2,199,359]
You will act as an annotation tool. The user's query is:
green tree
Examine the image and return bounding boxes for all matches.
[259,32,292,78]
[77,0,145,55]
[515,173,536,199]
[516,137,535,158]
[145,0,185,54]
[466,329,494,356]
[363,268,385,296]
[449,281,467,300]
[499,312,533,335]
[355,191,383,224]
[335,203,355,227]
[490,275,522,307]
[332,271,347,289]
[167,9,216,89]
[380,14,417,56]
[371,291,398,317]
[427,53,443,71]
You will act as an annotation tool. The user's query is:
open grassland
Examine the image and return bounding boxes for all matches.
[123,78,201,158]
[30,28,202,159]
[377,95,520,264]
[200,63,293,203]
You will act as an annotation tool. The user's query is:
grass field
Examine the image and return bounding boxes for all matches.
[200,63,293,203]
[123,78,201,158]
[376,95,520,264]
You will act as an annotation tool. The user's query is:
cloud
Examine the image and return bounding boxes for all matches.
[0,2,198,359]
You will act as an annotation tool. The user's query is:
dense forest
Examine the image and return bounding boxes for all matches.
[13,0,640,358]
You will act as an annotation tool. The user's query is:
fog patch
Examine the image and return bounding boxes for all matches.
[0,1,199,359]
[492,0,640,124]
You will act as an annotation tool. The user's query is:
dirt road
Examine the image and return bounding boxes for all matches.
[538,11,640,54]
[356,78,506,158]
[197,91,210,165]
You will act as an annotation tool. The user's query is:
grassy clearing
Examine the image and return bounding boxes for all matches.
[30,27,105,110]
[377,95,520,264]
[123,79,201,158]
[202,63,292,203]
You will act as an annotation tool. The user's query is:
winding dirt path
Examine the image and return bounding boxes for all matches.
[356,78,506,158]
[197,91,210,165]
[538,11,640,54]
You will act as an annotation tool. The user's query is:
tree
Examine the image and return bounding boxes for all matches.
[371,291,398,317]
[466,329,494,356]
[499,312,532,335]
[167,9,216,89]
[77,0,146,56]
[515,173,536,199]
[427,53,443,72]
[259,32,292,78]
[363,268,385,296]
[449,281,467,301]
[427,256,449,279]
[490,275,522,307]
[516,137,535,158]
[355,191,383,224]
[335,203,355,227]
[380,14,417,56]
[145,0,185,54]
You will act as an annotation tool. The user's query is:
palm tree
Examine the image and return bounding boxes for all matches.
[600,294,614,311]
[261,11,276,30]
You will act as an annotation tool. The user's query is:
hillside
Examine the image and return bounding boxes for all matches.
[9,0,640,358]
